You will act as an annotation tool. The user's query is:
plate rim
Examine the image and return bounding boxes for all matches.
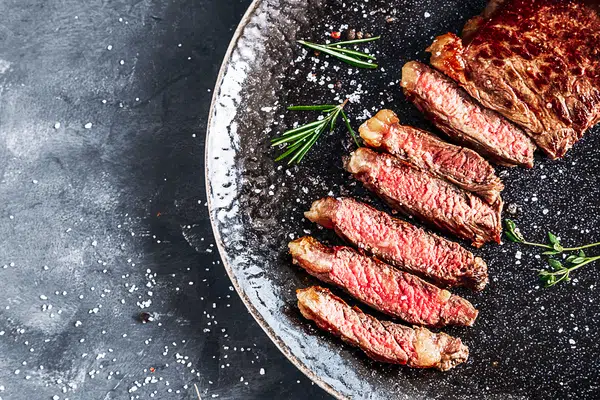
[204,1,344,399]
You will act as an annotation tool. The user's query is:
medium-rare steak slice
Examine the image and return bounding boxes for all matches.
[345,148,502,248]
[427,0,600,159]
[360,109,504,204]
[289,236,478,327]
[305,197,488,290]
[297,286,469,371]
[401,61,536,167]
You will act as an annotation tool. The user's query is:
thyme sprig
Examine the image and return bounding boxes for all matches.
[505,219,600,254]
[271,100,359,164]
[539,250,600,287]
[505,219,600,287]
[298,36,381,69]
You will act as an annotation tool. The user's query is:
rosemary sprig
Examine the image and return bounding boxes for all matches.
[298,36,381,69]
[505,219,600,287]
[271,100,359,164]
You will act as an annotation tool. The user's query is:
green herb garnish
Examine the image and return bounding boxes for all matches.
[539,250,600,287]
[298,36,381,69]
[505,219,600,253]
[271,100,359,164]
[505,219,600,287]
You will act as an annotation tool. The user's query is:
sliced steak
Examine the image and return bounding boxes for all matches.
[401,61,536,167]
[345,148,503,248]
[427,0,600,159]
[289,236,478,326]
[297,286,469,371]
[305,197,488,290]
[360,109,504,204]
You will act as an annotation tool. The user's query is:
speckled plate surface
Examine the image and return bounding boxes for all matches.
[206,1,600,398]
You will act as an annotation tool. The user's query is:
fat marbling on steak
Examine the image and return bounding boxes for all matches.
[402,61,536,167]
[360,109,504,204]
[289,236,478,327]
[297,286,469,371]
[428,0,600,159]
[345,148,502,248]
[305,197,488,290]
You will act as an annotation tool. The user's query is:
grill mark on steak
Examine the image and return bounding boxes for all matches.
[360,109,504,204]
[304,197,488,290]
[345,148,503,248]
[427,0,600,159]
[289,236,479,327]
[297,286,469,371]
[401,61,536,168]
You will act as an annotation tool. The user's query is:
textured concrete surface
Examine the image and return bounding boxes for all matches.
[0,1,329,399]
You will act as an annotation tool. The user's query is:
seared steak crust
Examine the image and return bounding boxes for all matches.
[345,148,502,248]
[305,197,488,290]
[428,0,600,159]
[360,109,504,204]
[401,61,536,167]
[297,286,469,371]
[289,236,479,327]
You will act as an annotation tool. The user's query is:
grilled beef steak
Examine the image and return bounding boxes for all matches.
[401,61,536,167]
[345,148,502,247]
[297,286,469,371]
[360,109,504,204]
[305,197,488,290]
[428,0,600,159]
[290,237,479,327]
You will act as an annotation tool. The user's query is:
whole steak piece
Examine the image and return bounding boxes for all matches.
[305,197,488,290]
[428,0,600,159]
[297,286,469,371]
[289,236,479,327]
[345,148,503,248]
[360,109,504,204]
[402,61,536,167]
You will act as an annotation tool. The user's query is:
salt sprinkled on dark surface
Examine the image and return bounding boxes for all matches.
[0,0,327,399]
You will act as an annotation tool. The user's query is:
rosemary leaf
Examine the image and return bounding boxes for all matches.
[287,105,338,111]
[326,36,381,46]
[297,39,379,69]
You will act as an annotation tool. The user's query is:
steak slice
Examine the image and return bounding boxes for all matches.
[297,286,469,371]
[305,197,488,290]
[427,0,600,159]
[289,236,478,326]
[360,109,504,204]
[345,148,502,248]
[401,61,536,168]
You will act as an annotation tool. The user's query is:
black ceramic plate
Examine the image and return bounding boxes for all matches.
[206,1,600,398]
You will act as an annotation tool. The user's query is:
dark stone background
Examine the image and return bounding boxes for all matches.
[0,0,329,398]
